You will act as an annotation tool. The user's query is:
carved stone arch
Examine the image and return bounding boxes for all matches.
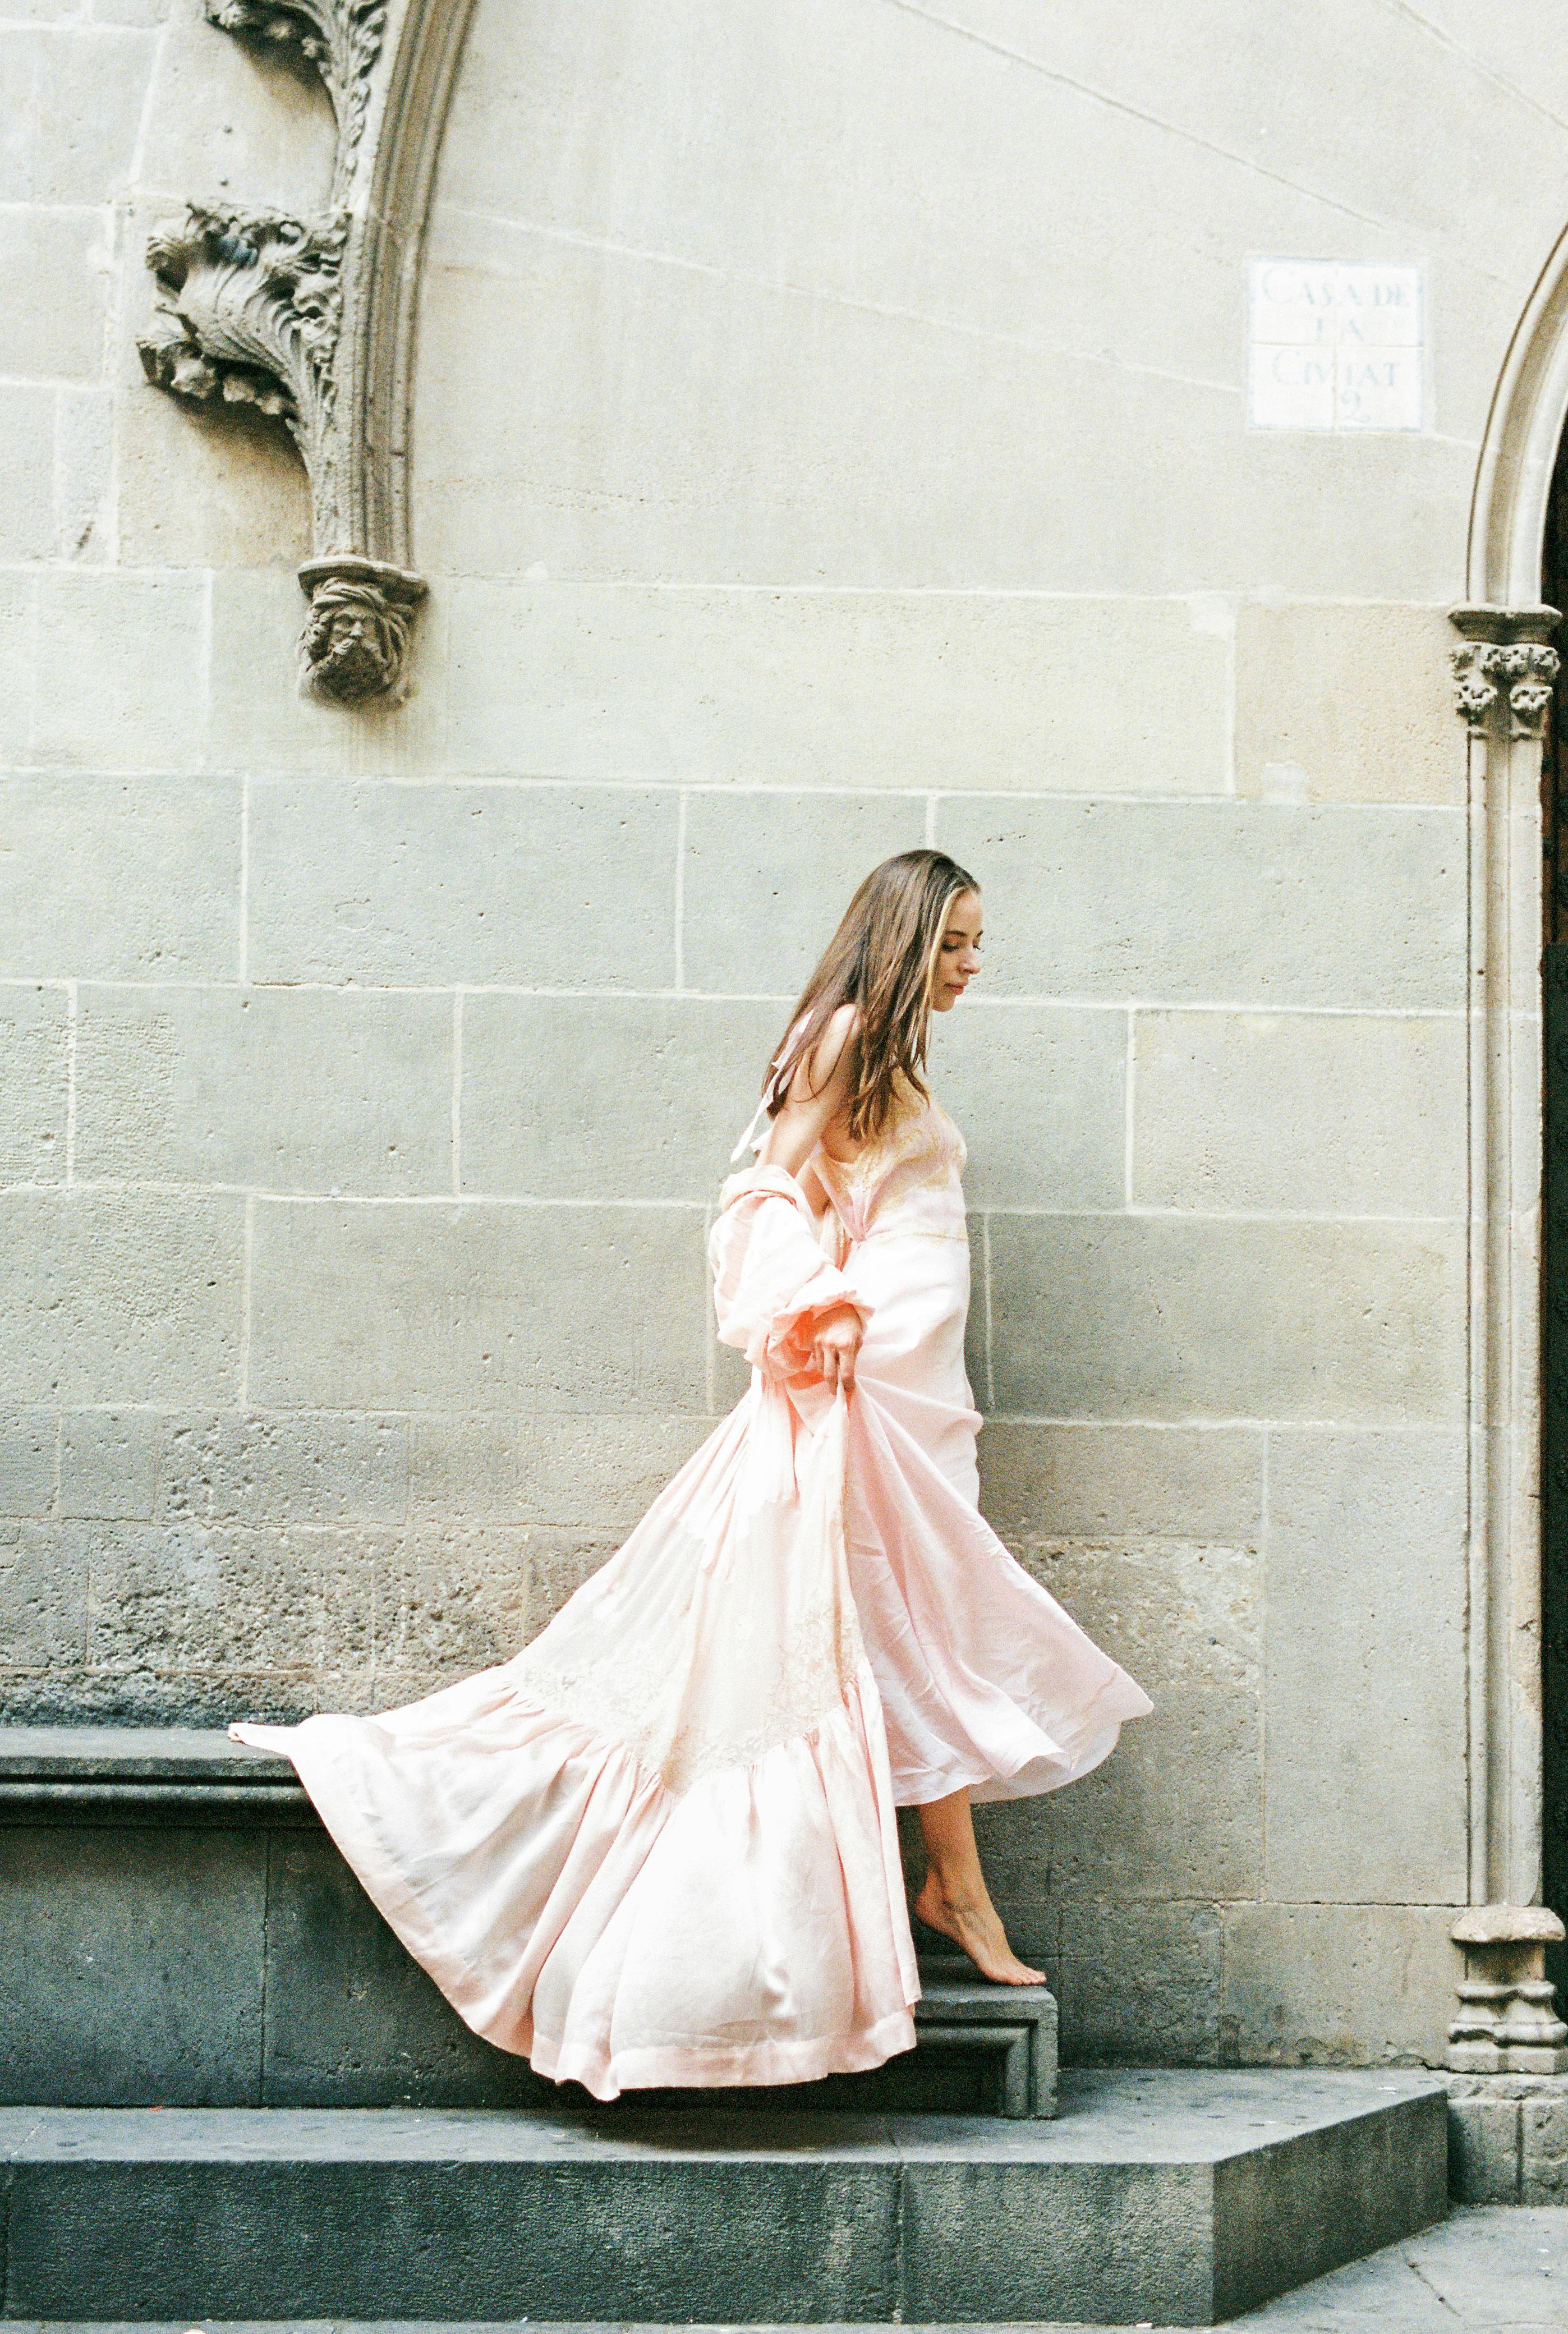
[1468,220,1568,608]
[139,0,479,701]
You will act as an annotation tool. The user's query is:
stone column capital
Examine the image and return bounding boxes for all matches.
[1449,604,1562,736]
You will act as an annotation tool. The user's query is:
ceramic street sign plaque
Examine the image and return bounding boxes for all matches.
[1248,260,1423,431]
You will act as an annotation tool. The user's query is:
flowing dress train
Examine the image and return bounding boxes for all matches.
[231,1086,1152,2100]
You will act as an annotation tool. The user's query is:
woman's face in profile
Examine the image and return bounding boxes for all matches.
[931,890,982,1012]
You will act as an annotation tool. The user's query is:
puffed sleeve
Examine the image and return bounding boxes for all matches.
[708,1166,868,1382]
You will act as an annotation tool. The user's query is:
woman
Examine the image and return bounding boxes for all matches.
[232,850,1150,2099]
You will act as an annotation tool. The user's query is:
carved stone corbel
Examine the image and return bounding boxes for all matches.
[1450,605,1561,736]
[139,0,476,702]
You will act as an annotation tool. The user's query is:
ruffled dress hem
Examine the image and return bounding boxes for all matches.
[528,2007,919,2098]
[232,1655,922,2105]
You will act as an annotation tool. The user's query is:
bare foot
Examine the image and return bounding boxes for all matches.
[913,1876,1047,1986]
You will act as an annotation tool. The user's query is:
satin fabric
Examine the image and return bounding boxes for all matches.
[232,1088,1151,2100]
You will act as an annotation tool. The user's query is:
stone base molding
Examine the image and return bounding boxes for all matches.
[1447,2070,1568,2204]
[1447,1903,1568,2075]
[137,0,477,701]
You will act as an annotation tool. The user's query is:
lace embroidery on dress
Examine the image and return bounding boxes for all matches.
[511,1568,858,1802]
[509,1519,867,1795]
[813,1077,969,1246]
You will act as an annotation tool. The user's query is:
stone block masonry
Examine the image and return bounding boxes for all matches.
[0,728,1478,2069]
[4,0,1556,2075]
[1449,2074,1568,2205]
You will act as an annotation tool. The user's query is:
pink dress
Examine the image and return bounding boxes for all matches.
[231,1084,1151,2100]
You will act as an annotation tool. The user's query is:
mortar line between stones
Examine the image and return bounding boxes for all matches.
[0,2159,11,2318]
[989,1413,1452,1434]
[11,1399,1456,1436]
[0,196,136,218]
[0,559,1480,608]
[20,569,38,765]
[673,790,687,991]
[258,1830,272,2108]
[99,201,123,566]
[238,1192,254,1408]
[1382,0,1568,134]
[116,38,168,577]
[63,977,76,1184]
[16,1176,1469,1225]
[211,770,1471,812]
[1,367,116,394]
[1258,1427,1271,1914]
[450,990,463,1196]
[124,32,175,284]
[0,977,1470,1020]
[877,0,1510,247]
[703,1198,717,1416]
[49,382,63,559]
[199,561,215,763]
[446,201,1246,394]
[238,770,250,984]
[982,1212,995,1409]
[1123,1003,1136,1208]
[1224,594,1238,794]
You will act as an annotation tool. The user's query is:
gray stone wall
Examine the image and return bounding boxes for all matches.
[6,0,1568,2065]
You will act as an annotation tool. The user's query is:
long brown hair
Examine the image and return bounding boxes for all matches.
[764,849,980,1143]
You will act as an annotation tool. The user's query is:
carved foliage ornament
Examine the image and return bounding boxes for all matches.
[141,206,343,484]
[1449,607,1562,738]
[138,0,472,702]
[206,0,388,179]
[1451,640,1561,736]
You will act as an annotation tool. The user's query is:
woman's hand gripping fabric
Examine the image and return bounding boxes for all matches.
[808,1299,863,1394]
[710,1167,869,1393]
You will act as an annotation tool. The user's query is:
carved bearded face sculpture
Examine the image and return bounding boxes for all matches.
[300,580,409,702]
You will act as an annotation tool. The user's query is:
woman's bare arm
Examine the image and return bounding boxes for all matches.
[753,1005,864,1391]
[755,1003,856,1179]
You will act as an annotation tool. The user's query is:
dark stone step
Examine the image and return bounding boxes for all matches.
[0,1727,1055,2117]
[0,2072,1448,2326]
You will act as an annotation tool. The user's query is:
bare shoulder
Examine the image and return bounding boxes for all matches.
[791,1002,860,1101]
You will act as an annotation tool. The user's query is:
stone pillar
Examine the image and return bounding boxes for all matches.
[1448,604,1559,1912]
[1440,610,1568,2206]
[1445,1906,1568,2203]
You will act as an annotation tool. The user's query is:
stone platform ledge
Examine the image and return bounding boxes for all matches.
[0,2070,1447,2327]
[0,1726,312,1823]
[0,1727,1054,2120]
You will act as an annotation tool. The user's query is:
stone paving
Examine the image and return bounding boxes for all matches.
[9,2205,1566,2333]
[1210,2205,1566,2327]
